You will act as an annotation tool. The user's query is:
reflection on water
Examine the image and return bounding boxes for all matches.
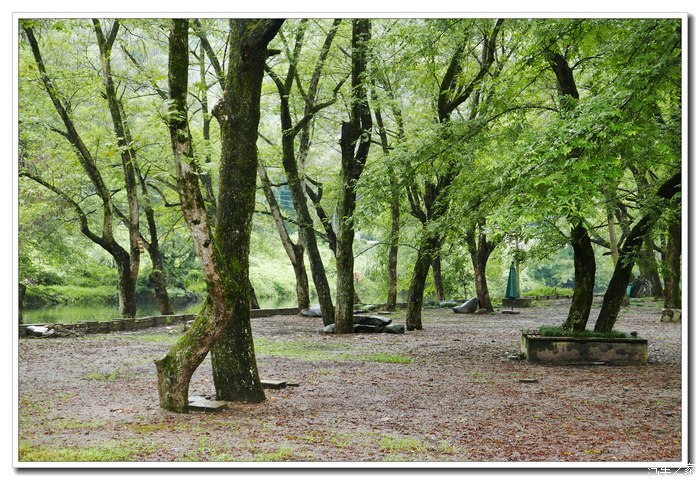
[23,296,299,325]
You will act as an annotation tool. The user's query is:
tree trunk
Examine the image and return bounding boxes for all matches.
[148,243,174,315]
[638,238,664,298]
[19,283,26,324]
[663,216,681,309]
[335,19,372,334]
[209,19,283,400]
[93,20,142,317]
[267,54,336,327]
[466,225,496,312]
[431,256,445,302]
[291,244,311,310]
[595,172,681,332]
[386,196,400,310]
[406,235,439,331]
[257,160,310,309]
[562,221,596,331]
[155,19,282,412]
[116,255,138,318]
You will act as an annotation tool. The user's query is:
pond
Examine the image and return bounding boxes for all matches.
[22,296,299,325]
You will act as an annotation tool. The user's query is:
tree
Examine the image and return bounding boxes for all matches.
[21,23,140,318]
[264,19,342,326]
[334,19,373,333]
[404,19,504,330]
[594,171,681,331]
[155,18,283,412]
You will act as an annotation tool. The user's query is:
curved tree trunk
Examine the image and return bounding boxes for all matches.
[595,172,680,332]
[155,18,282,412]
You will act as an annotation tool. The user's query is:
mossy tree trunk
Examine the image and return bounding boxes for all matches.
[562,221,596,331]
[155,18,283,412]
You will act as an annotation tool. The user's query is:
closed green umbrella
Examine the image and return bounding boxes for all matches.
[505,262,519,299]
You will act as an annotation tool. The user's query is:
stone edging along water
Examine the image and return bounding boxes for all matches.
[19,307,302,338]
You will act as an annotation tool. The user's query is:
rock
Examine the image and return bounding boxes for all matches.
[352,315,392,327]
[323,323,335,334]
[474,308,489,314]
[353,309,369,314]
[26,325,55,337]
[354,324,384,333]
[363,304,378,311]
[383,324,405,334]
[301,305,323,317]
[183,320,195,332]
[660,308,681,323]
[453,297,478,314]
[439,300,459,308]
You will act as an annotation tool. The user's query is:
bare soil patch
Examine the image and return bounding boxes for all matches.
[17,300,683,464]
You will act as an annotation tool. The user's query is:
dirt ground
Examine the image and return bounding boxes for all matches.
[17,299,683,464]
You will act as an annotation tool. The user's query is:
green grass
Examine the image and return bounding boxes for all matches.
[18,440,152,462]
[522,287,574,298]
[254,338,413,365]
[86,369,134,382]
[24,284,118,307]
[253,338,352,361]
[536,325,630,339]
[359,353,414,364]
[379,434,429,454]
[251,446,297,462]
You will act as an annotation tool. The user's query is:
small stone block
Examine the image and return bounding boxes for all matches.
[188,399,228,412]
[261,379,287,389]
[519,378,538,384]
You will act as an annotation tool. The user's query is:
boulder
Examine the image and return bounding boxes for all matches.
[382,324,405,334]
[439,300,460,308]
[323,323,335,334]
[26,325,55,337]
[352,315,392,327]
[354,324,384,333]
[301,305,323,317]
[453,297,478,314]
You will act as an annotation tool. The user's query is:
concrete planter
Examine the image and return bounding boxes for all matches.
[521,332,648,365]
[502,297,532,308]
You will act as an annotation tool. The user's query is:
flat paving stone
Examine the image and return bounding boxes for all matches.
[188,399,228,412]
[261,379,287,389]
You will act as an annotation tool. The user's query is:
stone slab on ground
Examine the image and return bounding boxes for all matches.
[261,379,287,389]
[188,399,228,412]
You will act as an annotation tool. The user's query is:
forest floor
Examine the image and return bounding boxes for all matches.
[17,299,683,465]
